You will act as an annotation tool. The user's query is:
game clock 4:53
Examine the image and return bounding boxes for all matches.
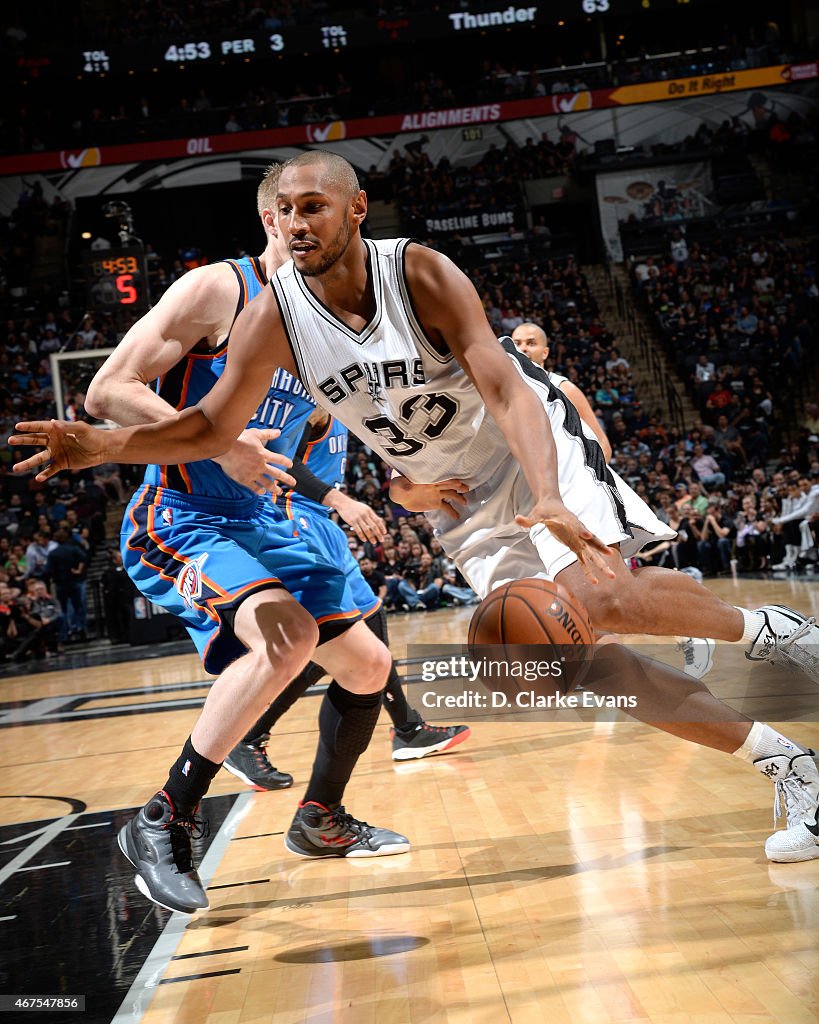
[82,247,149,313]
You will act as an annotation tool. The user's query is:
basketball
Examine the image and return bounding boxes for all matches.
[468,579,594,691]
[468,578,594,648]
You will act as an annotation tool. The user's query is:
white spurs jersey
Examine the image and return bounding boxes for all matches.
[271,237,536,487]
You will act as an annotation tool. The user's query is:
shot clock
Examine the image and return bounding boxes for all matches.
[82,247,149,313]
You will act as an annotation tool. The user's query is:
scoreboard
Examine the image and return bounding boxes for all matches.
[67,1,698,76]
[82,247,149,313]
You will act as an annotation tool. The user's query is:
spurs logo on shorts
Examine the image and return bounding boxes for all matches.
[176,552,208,608]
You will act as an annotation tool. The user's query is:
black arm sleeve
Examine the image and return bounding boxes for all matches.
[289,419,334,505]
[290,459,334,505]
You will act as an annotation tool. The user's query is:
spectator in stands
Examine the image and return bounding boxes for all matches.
[605,347,629,380]
[401,551,446,610]
[691,443,726,489]
[669,228,689,266]
[46,527,88,643]
[0,584,21,660]
[772,474,819,566]
[358,557,387,603]
[225,111,243,133]
[712,413,747,469]
[691,499,734,575]
[693,353,715,386]
[24,528,54,580]
[594,378,620,416]
[736,513,773,572]
[13,580,63,658]
[101,549,134,643]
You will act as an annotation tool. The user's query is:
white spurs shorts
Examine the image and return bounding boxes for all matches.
[424,396,675,599]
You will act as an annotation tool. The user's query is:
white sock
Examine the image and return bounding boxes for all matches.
[737,607,765,644]
[733,721,804,768]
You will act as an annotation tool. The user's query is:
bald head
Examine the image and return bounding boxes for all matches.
[511,322,549,367]
[279,151,360,201]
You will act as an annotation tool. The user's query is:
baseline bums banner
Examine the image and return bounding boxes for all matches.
[419,204,525,235]
[596,163,714,263]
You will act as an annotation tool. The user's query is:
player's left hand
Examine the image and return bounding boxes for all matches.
[10,419,107,480]
[214,428,296,496]
[515,498,615,585]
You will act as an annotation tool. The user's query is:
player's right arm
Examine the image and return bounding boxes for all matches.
[85,264,238,425]
[82,265,295,495]
[11,286,297,480]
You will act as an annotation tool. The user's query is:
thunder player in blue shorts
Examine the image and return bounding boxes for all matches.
[83,169,410,915]
[223,402,470,784]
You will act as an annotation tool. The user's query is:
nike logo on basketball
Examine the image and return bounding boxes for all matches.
[806,814,819,837]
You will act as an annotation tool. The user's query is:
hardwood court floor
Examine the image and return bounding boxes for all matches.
[1,577,818,1024]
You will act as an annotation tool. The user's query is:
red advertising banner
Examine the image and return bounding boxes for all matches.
[0,63,813,178]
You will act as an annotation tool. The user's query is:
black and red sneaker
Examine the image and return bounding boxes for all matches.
[117,790,209,914]
[285,801,410,858]
[390,721,471,761]
[223,733,293,791]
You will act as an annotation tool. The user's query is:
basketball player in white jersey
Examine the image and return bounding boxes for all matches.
[12,151,819,863]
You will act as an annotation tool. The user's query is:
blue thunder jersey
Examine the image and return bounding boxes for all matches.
[123,258,362,673]
[142,256,315,501]
[283,416,349,519]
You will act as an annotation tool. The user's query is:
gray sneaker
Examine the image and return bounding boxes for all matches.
[117,790,210,914]
[285,801,410,858]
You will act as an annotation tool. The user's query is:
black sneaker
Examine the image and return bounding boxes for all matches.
[117,790,210,914]
[223,734,293,791]
[391,721,471,761]
[285,801,410,858]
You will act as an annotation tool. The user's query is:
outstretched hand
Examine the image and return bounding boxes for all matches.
[9,420,107,481]
[515,499,615,585]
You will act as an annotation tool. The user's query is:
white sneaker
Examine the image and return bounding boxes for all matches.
[746,605,819,681]
[763,751,819,863]
[678,637,715,679]
[771,560,796,572]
